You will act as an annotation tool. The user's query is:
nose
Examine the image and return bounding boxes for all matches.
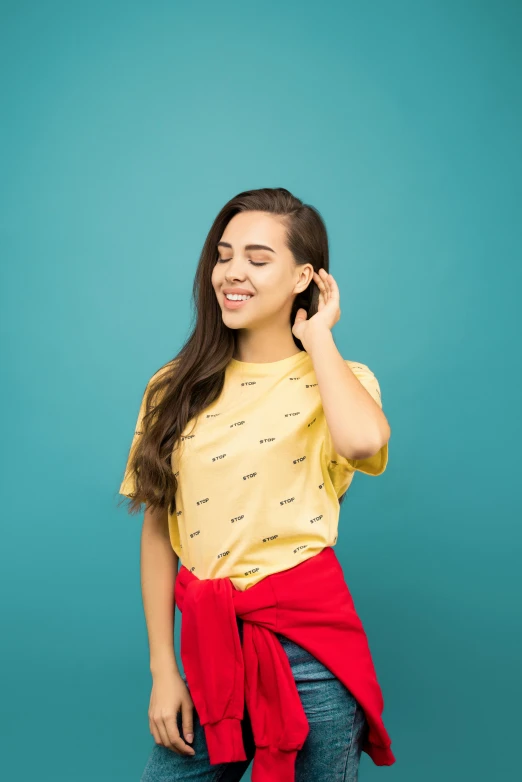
[224,258,247,281]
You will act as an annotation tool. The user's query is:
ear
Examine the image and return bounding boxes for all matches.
[294,264,314,294]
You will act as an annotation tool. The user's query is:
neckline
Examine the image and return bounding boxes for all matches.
[228,350,310,375]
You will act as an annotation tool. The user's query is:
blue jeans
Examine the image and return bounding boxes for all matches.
[141,618,369,781]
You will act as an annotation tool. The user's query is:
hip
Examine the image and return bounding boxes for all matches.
[236,616,336,681]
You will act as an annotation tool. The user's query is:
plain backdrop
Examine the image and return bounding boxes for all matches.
[1,1,521,780]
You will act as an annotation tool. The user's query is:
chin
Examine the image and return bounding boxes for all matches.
[222,311,258,329]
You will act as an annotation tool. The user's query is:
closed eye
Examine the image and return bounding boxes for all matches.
[217,259,267,267]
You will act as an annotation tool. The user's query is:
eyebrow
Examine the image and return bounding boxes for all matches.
[217,241,276,253]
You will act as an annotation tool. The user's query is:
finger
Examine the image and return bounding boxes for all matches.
[149,717,162,746]
[155,718,173,749]
[315,269,329,296]
[327,272,340,299]
[164,714,195,755]
[156,716,185,755]
[322,270,332,299]
[314,269,326,287]
[313,272,326,300]
[181,701,195,745]
[320,270,337,303]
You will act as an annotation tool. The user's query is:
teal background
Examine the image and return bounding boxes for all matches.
[2,0,521,779]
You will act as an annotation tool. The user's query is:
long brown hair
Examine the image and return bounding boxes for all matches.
[118,187,348,515]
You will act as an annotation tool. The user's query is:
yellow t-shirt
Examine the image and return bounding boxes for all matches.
[119,350,388,591]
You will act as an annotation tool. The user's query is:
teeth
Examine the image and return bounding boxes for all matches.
[225,294,252,301]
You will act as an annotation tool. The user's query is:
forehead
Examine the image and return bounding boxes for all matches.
[219,211,287,250]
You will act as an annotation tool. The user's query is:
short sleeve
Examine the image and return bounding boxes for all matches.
[326,360,389,478]
[119,385,148,498]
[119,363,173,498]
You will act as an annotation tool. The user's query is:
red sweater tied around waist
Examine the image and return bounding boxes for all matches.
[174,546,395,781]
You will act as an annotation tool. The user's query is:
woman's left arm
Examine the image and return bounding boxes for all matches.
[306,327,390,460]
[293,268,391,461]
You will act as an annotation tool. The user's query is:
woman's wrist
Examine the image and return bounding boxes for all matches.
[150,647,179,677]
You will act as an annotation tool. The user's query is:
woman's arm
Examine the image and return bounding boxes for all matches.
[305,327,390,459]
[141,505,196,754]
[141,504,180,677]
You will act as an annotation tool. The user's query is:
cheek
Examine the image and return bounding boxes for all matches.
[211,265,222,289]
[257,272,291,300]
[255,286,291,313]
[255,268,286,295]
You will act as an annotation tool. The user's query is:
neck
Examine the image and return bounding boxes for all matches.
[233,331,302,363]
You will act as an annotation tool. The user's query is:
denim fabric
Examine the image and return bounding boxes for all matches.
[140,618,369,781]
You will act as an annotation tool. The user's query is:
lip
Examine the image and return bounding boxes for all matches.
[222,290,255,310]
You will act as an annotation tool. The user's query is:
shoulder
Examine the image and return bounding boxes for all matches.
[146,358,178,387]
[140,359,179,407]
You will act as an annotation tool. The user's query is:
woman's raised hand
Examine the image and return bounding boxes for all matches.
[292,268,341,343]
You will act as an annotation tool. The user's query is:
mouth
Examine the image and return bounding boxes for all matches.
[222,293,254,310]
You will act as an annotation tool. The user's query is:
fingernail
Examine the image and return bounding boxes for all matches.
[186,733,194,743]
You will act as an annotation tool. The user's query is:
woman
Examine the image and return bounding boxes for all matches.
[118,187,394,781]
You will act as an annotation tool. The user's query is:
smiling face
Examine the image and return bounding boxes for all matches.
[211,210,313,331]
